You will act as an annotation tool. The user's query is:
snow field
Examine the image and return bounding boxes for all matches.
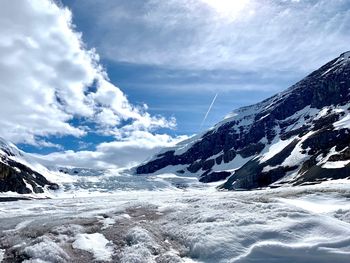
[1,181,350,262]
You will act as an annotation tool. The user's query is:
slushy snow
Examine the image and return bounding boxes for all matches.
[73,233,113,261]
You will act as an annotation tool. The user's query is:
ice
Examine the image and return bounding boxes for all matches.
[73,233,114,261]
[1,179,350,262]
[121,227,160,263]
[125,227,158,248]
[13,219,34,231]
[100,217,116,230]
[0,249,4,262]
[23,236,69,263]
[121,244,155,263]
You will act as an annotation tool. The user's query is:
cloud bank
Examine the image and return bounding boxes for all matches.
[0,0,180,168]
[32,132,188,169]
[72,0,350,73]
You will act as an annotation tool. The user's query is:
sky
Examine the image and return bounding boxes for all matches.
[1,0,349,169]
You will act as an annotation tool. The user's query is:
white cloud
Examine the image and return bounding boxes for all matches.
[32,132,187,169]
[0,0,182,168]
[3,0,348,169]
[75,0,350,73]
[0,0,174,147]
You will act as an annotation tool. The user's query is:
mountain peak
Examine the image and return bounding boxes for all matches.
[330,51,350,68]
[136,52,350,189]
[340,51,350,60]
[0,137,59,194]
[0,137,22,157]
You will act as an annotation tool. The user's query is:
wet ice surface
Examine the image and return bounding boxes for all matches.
[1,178,350,262]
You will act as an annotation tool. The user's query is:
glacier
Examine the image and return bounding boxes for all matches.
[1,173,350,262]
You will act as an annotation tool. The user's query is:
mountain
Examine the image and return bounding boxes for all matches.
[0,137,59,194]
[136,51,350,190]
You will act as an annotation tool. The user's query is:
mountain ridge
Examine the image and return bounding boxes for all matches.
[0,137,59,194]
[136,51,350,190]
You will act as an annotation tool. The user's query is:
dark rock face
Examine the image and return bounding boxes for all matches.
[199,171,232,183]
[0,158,59,194]
[0,139,59,194]
[328,147,350,162]
[222,139,299,189]
[137,52,350,188]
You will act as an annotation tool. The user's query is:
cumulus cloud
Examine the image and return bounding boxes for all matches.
[0,0,182,168]
[32,132,187,169]
[0,0,174,147]
[72,0,350,73]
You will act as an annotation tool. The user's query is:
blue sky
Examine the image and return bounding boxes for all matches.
[59,0,301,134]
[2,0,350,168]
[60,0,349,136]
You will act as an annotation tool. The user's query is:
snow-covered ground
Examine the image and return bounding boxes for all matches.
[1,174,350,263]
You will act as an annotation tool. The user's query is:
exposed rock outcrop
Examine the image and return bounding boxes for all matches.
[136,52,350,190]
[0,138,59,194]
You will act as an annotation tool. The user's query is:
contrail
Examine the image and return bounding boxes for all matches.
[200,93,218,130]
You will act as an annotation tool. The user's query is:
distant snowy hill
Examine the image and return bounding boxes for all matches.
[137,51,350,190]
[0,138,203,196]
[0,137,59,194]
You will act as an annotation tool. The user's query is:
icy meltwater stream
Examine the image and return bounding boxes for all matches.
[1,177,350,263]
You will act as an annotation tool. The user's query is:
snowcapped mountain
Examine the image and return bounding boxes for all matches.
[0,137,59,194]
[136,51,350,190]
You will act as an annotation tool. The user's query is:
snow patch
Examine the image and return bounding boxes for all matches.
[23,180,34,193]
[213,154,251,172]
[260,137,295,163]
[73,233,114,261]
[281,139,309,169]
[333,114,350,130]
[100,217,116,230]
[322,160,350,169]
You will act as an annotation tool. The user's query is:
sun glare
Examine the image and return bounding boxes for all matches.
[202,0,250,20]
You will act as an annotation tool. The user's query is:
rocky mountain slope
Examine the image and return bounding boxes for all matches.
[0,138,59,194]
[136,51,350,190]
